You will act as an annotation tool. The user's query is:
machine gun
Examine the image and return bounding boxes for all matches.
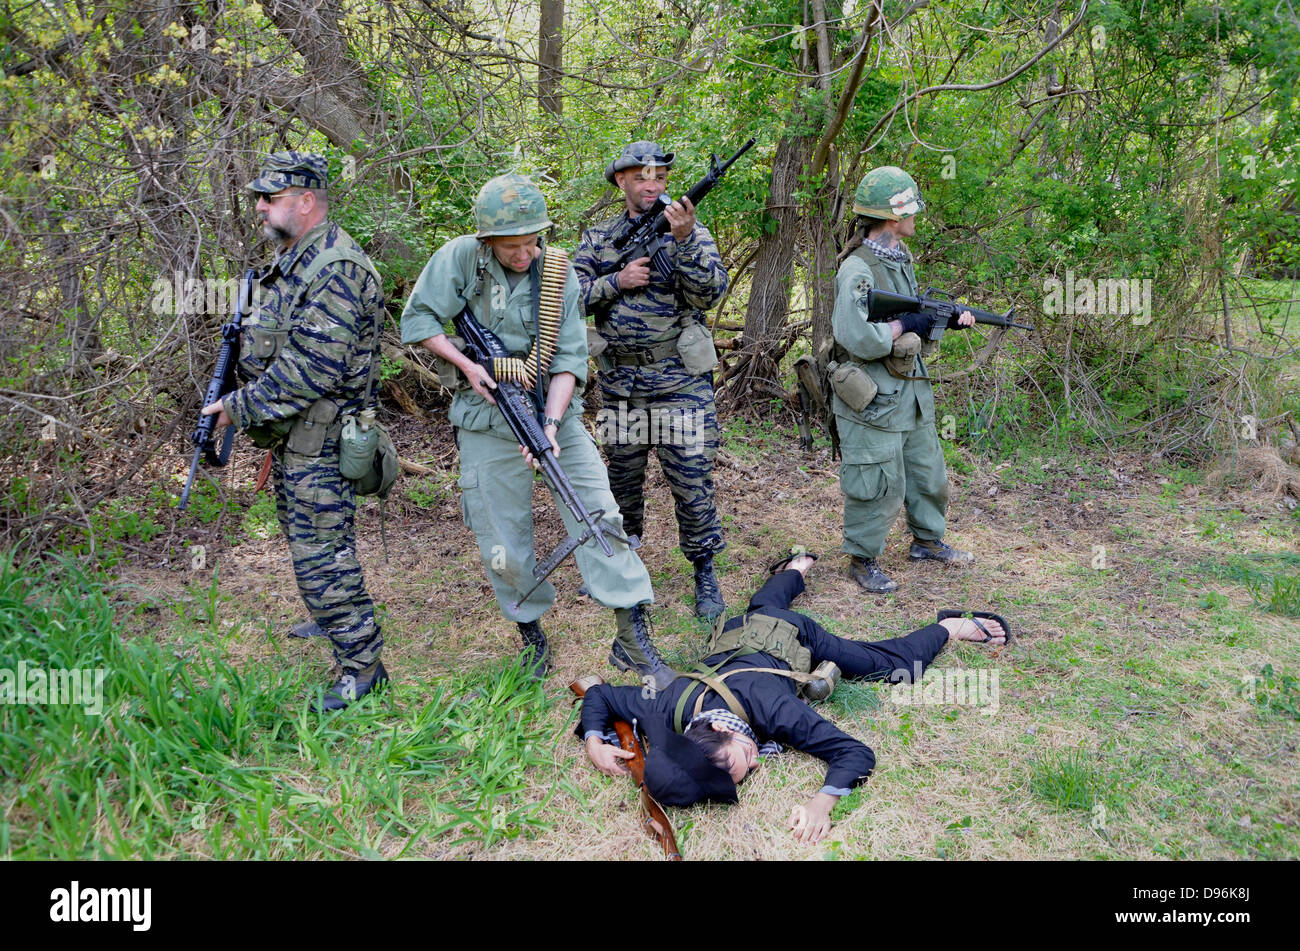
[452,306,638,611]
[178,269,257,511]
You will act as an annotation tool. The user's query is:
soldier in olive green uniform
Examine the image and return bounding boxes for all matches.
[400,174,674,690]
[574,142,730,622]
[831,167,974,593]
[202,152,389,710]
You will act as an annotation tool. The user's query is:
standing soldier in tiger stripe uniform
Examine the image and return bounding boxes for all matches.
[201,151,389,711]
[400,174,674,690]
[574,142,731,623]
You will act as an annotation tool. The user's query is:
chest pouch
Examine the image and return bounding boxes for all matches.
[676,321,719,376]
[708,613,812,674]
[884,331,922,378]
[828,360,878,414]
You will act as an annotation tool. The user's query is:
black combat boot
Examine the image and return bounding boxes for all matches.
[288,620,326,638]
[517,619,552,681]
[848,555,898,593]
[909,537,974,565]
[314,659,390,712]
[691,554,726,621]
[610,605,675,693]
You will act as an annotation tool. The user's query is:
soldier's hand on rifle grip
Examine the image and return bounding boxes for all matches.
[618,256,652,291]
[957,310,975,327]
[520,423,560,470]
[664,195,696,241]
[201,399,232,430]
[586,736,635,776]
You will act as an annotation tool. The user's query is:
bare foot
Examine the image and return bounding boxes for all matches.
[939,615,1007,645]
[790,554,817,577]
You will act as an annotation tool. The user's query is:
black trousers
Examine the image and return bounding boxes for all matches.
[734,569,950,682]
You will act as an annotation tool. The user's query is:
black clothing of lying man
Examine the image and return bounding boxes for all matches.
[578,554,1006,844]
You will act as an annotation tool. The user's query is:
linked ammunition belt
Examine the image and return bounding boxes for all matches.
[492,246,568,388]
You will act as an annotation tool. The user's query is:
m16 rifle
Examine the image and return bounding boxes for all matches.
[452,306,638,611]
[866,287,1035,342]
[600,138,756,279]
[178,269,257,511]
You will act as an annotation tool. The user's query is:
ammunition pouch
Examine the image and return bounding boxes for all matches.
[437,335,467,390]
[708,613,811,674]
[676,322,719,376]
[248,327,288,363]
[884,332,922,378]
[245,418,294,449]
[285,398,341,456]
[828,360,878,415]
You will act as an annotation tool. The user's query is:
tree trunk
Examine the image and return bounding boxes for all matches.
[723,135,814,410]
[539,0,564,116]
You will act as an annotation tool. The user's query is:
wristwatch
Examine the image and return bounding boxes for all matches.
[544,416,562,429]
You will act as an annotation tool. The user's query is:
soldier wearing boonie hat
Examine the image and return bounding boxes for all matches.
[202,149,390,712]
[399,173,673,691]
[829,165,976,596]
[575,140,731,628]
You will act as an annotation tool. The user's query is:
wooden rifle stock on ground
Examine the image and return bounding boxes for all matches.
[570,676,682,861]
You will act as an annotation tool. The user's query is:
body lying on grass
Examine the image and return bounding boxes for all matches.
[577,554,1007,844]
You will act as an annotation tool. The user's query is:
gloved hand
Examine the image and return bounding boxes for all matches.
[898,311,934,337]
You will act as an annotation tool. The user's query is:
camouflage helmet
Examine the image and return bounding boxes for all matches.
[852,166,925,220]
[474,173,552,237]
[246,151,329,193]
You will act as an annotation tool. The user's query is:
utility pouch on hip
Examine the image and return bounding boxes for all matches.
[828,361,878,414]
[339,408,380,480]
[436,335,467,390]
[285,398,340,456]
[245,418,293,449]
[676,322,719,376]
[885,332,922,377]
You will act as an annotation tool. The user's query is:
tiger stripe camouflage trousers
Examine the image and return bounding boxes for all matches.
[273,444,383,671]
[599,375,725,561]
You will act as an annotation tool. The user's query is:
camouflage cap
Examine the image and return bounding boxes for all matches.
[853,165,925,220]
[246,151,330,194]
[605,140,676,185]
[474,173,552,237]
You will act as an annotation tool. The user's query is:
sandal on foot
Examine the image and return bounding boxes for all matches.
[937,609,1011,644]
[768,549,819,575]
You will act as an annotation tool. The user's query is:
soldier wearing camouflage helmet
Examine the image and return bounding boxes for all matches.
[573,141,731,624]
[202,150,390,710]
[829,165,976,594]
[400,173,673,690]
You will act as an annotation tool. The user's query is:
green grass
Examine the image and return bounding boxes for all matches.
[0,554,568,859]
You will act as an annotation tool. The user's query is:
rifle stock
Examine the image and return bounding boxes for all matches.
[570,676,682,861]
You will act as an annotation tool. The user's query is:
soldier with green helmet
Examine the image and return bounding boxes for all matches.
[830,165,975,593]
[400,173,674,690]
[202,150,390,710]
